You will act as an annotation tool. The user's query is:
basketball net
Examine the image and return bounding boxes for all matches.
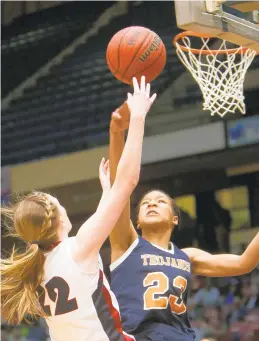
[173,31,257,117]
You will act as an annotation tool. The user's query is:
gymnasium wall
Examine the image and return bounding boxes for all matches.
[7,114,259,241]
[11,145,108,192]
[10,121,227,192]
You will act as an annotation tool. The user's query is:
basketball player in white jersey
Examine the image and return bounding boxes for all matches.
[1,77,156,341]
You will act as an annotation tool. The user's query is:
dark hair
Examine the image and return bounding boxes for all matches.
[137,189,181,228]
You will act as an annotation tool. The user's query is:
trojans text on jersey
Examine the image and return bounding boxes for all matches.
[141,254,191,273]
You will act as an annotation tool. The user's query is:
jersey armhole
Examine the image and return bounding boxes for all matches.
[110,237,139,272]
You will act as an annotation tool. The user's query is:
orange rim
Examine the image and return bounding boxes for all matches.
[173,31,251,55]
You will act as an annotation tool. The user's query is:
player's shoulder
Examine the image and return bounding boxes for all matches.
[110,237,140,271]
[54,236,75,253]
[172,242,192,262]
[44,237,75,265]
[44,236,100,277]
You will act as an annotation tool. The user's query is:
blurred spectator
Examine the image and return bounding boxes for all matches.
[191,277,221,307]
[237,280,259,318]
[1,326,9,341]
[27,320,46,341]
[1,321,47,341]
[203,306,227,337]
[2,269,259,341]
[189,269,259,341]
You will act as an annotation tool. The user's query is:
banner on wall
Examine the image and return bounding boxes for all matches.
[1,166,11,204]
[227,115,259,148]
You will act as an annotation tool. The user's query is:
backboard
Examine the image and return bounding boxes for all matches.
[174,0,259,52]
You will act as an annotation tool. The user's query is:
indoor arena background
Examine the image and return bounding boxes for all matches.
[1,1,259,341]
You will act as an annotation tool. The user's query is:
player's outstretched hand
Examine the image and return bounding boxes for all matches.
[127,76,156,119]
[99,157,110,192]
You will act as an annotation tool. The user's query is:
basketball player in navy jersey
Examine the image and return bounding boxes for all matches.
[1,77,156,341]
[100,106,259,341]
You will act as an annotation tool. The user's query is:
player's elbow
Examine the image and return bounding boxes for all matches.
[239,258,257,275]
[123,174,139,192]
[129,172,139,188]
[243,262,257,274]
[117,165,140,188]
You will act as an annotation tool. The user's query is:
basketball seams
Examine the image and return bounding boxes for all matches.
[114,27,132,75]
[121,31,153,81]
[106,52,116,73]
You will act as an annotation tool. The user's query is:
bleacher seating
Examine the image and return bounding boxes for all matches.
[1,1,114,97]
[2,2,259,166]
[2,2,185,166]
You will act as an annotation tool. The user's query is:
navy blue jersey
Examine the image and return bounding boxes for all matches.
[110,237,195,341]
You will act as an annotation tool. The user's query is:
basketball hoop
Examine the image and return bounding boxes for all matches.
[173,31,257,117]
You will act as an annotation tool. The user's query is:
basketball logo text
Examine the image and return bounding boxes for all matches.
[139,35,161,63]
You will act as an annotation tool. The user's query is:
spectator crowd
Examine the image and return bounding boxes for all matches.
[2,268,259,341]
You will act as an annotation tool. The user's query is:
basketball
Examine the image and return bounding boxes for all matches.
[106,26,166,85]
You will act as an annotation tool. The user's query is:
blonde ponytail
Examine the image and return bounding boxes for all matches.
[1,191,60,325]
[1,244,45,324]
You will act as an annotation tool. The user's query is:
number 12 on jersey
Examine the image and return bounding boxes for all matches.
[143,272,187,315]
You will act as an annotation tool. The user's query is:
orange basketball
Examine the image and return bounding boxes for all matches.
[106,26,166,85]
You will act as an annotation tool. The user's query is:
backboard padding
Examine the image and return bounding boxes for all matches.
[174,0,259,51]
[227,1,259,12]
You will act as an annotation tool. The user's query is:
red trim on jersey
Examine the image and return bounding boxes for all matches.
[100,270,135,341]
[30,240,61,251]
[47,241,61,251]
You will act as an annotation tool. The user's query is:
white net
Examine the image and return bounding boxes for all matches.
[175,35,256,117]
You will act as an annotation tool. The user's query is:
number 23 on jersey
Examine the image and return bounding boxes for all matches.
[143,272,187,315]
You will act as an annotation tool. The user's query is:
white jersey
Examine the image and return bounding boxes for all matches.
[41,237,134,341]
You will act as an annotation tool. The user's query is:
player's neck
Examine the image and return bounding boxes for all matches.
[142,229,171,250]
[57,228,69,241]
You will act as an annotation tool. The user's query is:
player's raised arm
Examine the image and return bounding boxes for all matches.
[108,103,138,261]
[183,232,259,277]
[73,77,156,264]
